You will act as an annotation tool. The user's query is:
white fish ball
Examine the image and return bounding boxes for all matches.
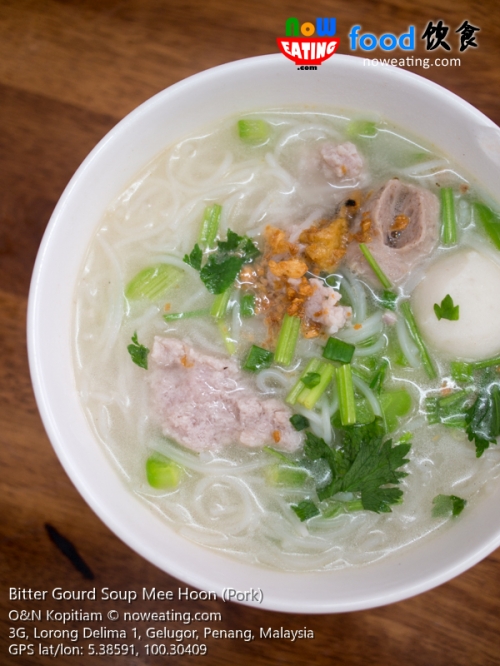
[412,248,500,361]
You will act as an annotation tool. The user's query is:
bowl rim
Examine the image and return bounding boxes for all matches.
[27,53,500,613]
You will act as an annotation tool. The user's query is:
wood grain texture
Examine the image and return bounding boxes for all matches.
[1,1,500,664]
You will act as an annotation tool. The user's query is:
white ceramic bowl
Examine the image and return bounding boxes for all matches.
[28,54,500,613]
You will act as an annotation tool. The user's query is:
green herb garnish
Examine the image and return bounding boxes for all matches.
[359,242,392,289]
[289,414,310,431]
[200,230,260,294]
[432,494,467,518]
[369,358,389,393]
[473,202,500,250]
[425,390,473,429]
[465,382,500,457]
[323,337,355,364]
[301,372,321,389]
[240,293,255,318]
[291,499,320,522]
[380,289,398,311]
[434,294,459,321]
[127,332,149,369]
[243,345,274,372]
[183,244,203,270]
[400,301,436,379]
[304,419,410,513]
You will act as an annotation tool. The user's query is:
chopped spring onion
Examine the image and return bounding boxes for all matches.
[199,204,222,249]
[336,364,356,426]
[238,119,271,145]
[440,187,457,245]
[274,313,301,366]
[125,264,183,300]
[243,345,274,372]
[359,243,392,289]
[474,202,500,250]
[323,337,355,364]
[163,308,210,322]
[210,290,231,319]
[291,499,320,521]
[146,453,183,489]
[240,293,256,318]
[400,301,436,379]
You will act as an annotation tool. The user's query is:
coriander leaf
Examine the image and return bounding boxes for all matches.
[342,437,410,496]
[301,372,321,389]
[361,487,403,513]
[240,293,255,318]
[465,383,500,457]
[432,494,467,518]
[304,431,343,500]
[127,332,149,369]
[291,499,320,521]
[183,244,202,270]
[200,255,244,294]
[217,228,242,252]
[341,418,386,470]
[303,419,410,511]
[380,289,397,311]
[195,230,260,294]
[434,294,459,321]
[290,414,310,431]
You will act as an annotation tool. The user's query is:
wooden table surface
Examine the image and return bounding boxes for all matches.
[1,1,500,664]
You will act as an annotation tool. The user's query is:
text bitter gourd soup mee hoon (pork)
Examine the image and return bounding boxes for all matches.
[74,110,500,571]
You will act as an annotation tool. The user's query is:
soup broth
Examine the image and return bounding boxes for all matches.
[74,109,500,571]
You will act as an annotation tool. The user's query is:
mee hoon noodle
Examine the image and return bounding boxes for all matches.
[74,109,500,572]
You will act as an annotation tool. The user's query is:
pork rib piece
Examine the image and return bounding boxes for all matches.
[346,179,439,284]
